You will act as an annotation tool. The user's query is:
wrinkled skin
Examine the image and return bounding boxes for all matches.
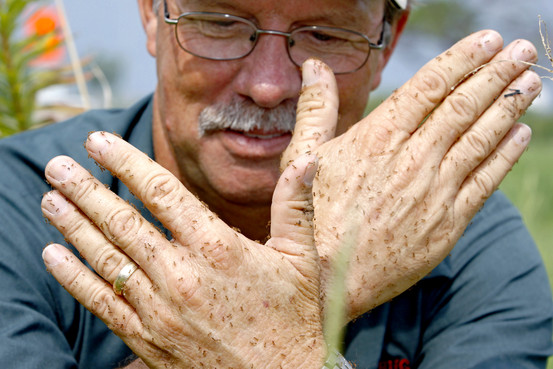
[41,32,540,365]
[283,34,540,320]
[41,7,542,369]
[143,0,390,241]
[42,134,325,368]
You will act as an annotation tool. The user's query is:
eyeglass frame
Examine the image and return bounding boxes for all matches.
[163,0,387,75]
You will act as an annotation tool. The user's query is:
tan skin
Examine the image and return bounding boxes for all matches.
[143,0,399,241]
[41,0,542,367]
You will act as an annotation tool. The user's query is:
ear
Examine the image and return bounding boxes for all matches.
[137,0,158,57]
[370,10,410,91]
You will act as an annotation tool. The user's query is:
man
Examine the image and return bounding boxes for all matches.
[0,0,551,368]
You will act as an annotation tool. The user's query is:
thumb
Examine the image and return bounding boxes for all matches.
[280,59,339,172]
[268,154,319,276]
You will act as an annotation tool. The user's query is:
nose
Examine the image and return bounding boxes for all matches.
[232,33,301,108]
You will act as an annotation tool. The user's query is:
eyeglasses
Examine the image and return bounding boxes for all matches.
[163,1,386,75]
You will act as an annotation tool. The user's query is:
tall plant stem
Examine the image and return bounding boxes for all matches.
[54,0,90,110]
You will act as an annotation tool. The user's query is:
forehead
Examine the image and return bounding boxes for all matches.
[176,0,384,29]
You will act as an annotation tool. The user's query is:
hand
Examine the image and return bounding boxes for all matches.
[283,31,541,320]
[41,132,325,368]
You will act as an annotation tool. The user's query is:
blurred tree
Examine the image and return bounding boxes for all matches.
[407,0,477,47]
[0,0,79,137]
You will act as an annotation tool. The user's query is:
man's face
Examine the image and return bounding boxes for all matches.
[144,0,390,207]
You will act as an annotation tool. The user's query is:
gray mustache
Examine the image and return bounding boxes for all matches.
[198,99,296,137]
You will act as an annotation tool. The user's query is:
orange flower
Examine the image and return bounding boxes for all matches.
[24,6,65,66]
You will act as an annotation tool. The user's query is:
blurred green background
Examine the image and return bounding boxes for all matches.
[500,111,553,289]
[501,112,553,368]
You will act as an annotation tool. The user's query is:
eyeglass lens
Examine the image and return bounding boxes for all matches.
[174,13,373,74]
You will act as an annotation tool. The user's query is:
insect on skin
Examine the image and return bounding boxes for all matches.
[504,88,523,98]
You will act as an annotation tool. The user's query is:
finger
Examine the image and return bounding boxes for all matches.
[42,243,143,337]
[280,59,339,172]
[42,190,134,283]
[441,70,541,185]
[84,132,232,245]
[420,39,538,160]
[268,154,319,278]
[370,30,505,136]
[41,189,154,305]
[44,156,171,280]
[455,123,531,223]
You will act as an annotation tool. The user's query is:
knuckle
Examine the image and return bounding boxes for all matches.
[108,149,139,180]
[446,91,479,122]
[491,65,514,86]
[462,128,490,161]
[499,98,524,120]
[87,286,119,320]
[472,170,497,196]
[412,67,450,105]
[142,172,183,211]
[363,123,392,154]
[103,207,144,243]
[199,239,243,271]
[170,270,202,305]
[94,244,129,281]
[70,176,99,204]
[60,269,87,293]
[496,149,517,167]
[61,214,92,243]
[297,92,326,116]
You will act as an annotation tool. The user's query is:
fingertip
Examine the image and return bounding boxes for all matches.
[301,58,334,88]
[41,190,68,217]
[43,243,68,268]
[86,131,113,156]
[45,156,77,184]
[510,123,532,148]
[479,29,503,54]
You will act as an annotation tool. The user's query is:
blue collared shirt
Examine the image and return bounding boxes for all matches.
[0,96,551,368]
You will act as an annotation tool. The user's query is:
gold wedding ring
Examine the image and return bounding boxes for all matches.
[113,262,139,296]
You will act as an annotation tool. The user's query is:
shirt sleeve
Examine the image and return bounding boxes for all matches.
[416,191,553,368]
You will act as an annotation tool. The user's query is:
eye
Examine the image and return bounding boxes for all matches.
[211,20,238,28]
[298,28,353,48]
[311,31,336,42]
[183,15,252,38]
[310,31,340,43]
[200,19,241,34]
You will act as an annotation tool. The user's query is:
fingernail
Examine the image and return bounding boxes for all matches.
[41,191,68,217]
[302,59,323,88]
[511,40,536,62]
[482,31,503,54]
[46,157,75,183]
[514,70,542,94]
[86,131,110,155]
[43,244,66,267]
[510,123,532,147]
[303,155,319,186]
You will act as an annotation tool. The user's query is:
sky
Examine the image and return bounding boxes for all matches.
[58,0,553,111]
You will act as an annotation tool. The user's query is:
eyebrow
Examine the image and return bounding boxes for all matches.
[176,0,242,12]
[176,0,382,33]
